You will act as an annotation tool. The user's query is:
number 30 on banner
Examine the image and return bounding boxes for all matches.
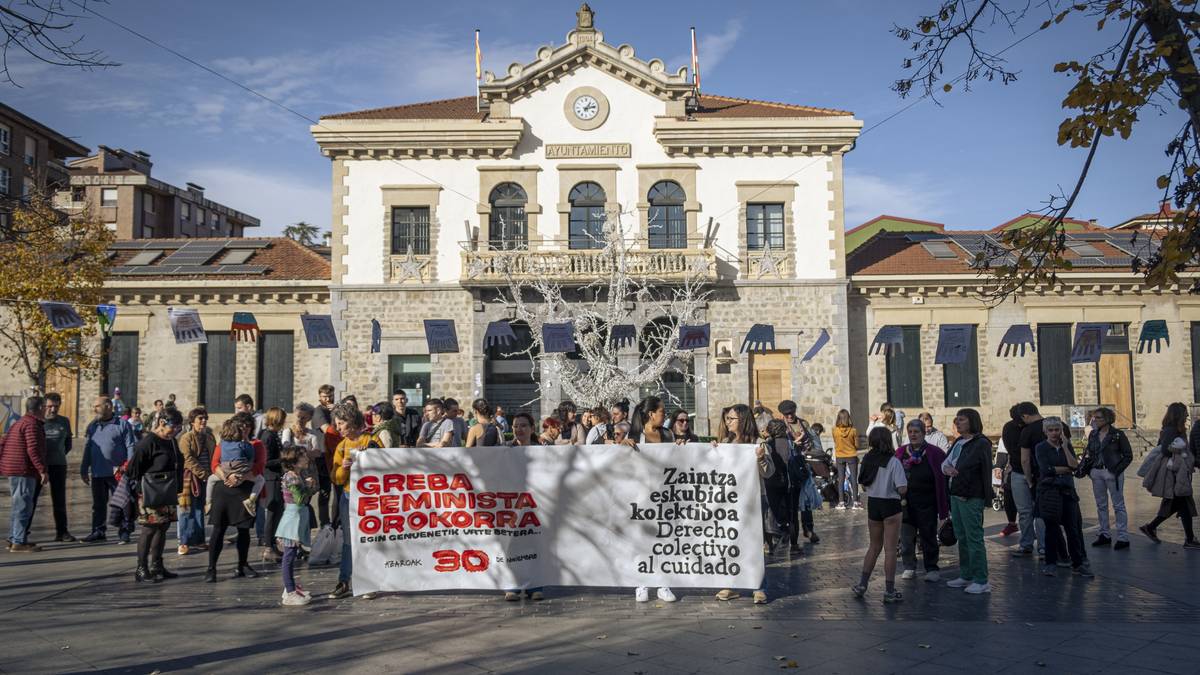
[432,549,490,572]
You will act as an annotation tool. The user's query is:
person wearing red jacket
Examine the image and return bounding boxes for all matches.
[1,396,49,552]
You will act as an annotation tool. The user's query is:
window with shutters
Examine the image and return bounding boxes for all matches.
[942,325,980,406]
[1192,323,1200,404]
[102,333,139,407]
[1038,323,1075,405]
[199,332,237,412]
[257,331,294,413]
[885,325,923,408]
[568,182,607,250]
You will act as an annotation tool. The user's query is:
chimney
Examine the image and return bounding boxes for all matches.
[186,182,205,199]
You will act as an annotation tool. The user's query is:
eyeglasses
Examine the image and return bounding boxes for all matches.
[674,418,689,425]
[724,416,740,422]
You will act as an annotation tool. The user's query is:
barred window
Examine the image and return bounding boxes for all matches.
[746,203,785,250]
[391,207,431,255]
[568,182,606,250]
[488,183,527,250]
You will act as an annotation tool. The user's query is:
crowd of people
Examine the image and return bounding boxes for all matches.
[1,387,1197,608]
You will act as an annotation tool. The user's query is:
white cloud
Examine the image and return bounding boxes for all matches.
[844,169,952,227]
[186,166,329,235]
[670,19,744,79]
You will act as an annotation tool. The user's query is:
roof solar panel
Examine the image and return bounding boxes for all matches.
[159,241,225,266]
[217,249,254,265]
[920,241,959,259]
[1066,242,1104,257]
[126,250,164,266]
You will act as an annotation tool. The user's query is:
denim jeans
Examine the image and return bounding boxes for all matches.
[177,482,207,546]
[338,490,352,584]
[8,476,37,545]
[1010,474,1044,551]
[1089,469,1128,541]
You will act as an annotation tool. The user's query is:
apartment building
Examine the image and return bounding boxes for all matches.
[61,145,260,239]
[0,103,89,229]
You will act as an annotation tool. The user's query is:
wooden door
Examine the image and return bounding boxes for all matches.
[44,367,79,430]
[1098,353,1135,428]
[750,350,791,414]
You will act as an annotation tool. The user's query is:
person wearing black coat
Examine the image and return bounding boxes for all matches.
[942,409,994,594]
[1082,407,1133,548]
[258,408,287,562]
[126,408,185,582]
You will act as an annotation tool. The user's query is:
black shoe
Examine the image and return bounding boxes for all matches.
[1139,524,1161,543]
[203,568,217,583]
[1114,540,1130,550]
[134,567,159,583]
[153,565,178,580]
[1092,535,1112,547]
[809,533,820,545]
[55,533,76,542]
[1184,540,1200,550]
[789,543,802,553]
[82,531,106,543]
[235,564,259,579]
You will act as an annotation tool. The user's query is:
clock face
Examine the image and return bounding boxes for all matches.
[573,95,599,120]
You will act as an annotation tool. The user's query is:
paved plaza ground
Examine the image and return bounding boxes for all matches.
[1,460,1198,674]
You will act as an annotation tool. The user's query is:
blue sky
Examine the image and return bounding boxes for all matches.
[4,1,1173,235]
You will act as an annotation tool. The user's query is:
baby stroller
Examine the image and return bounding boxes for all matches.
[991,469,1005,511]
[808,455,839,506]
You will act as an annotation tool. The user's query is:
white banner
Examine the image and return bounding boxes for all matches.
[350,443,764,595]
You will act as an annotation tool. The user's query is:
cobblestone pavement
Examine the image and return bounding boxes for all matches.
[1,464,1198,674]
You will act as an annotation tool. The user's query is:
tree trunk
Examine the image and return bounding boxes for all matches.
[1142,0,1200,141]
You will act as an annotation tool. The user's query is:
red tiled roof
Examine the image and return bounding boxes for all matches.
[321,93,852,121]
[108,237,330,282]
[848,231,1149,276]
[845,215,946,236]
[989,213,1101,232]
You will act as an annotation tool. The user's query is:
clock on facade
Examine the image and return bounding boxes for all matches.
[573,95,599,120]
[563,87,609,130]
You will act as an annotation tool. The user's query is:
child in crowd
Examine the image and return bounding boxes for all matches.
[207,417,265,517]
[277,445,317,606]
[128,408,144,439]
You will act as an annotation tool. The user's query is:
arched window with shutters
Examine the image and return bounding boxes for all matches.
[647,180,686,249]
[488,182,528,250]
[568,181,607,250]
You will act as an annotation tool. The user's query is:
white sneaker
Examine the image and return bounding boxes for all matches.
[923,571,940,583]
[282,591,311,606]
[635,586,649,602]
[946,577,970,588]
[656,587,677,602]
[900,569,916,580]
[964,582,992,594]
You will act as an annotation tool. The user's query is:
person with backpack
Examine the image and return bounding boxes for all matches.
[895,418,948,583]
[1082,407,1133,549]
[851,427,908,604]
[465,398,503,447]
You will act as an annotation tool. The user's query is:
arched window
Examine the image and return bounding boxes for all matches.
[488,183,527,250]
[638,317,695,411]
[647,180,686,249]
[568,182,607,250]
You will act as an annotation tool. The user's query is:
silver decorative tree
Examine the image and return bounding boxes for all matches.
[496,209,710,409]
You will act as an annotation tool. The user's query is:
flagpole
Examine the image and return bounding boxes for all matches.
[690,26,700,96]
[475,28,481,114]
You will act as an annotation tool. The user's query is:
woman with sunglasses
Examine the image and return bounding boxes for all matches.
[670,409,699,443]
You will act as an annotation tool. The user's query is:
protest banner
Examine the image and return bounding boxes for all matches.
[350,443,764,595]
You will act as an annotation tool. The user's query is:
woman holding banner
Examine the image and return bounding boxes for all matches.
[715,403,762,602]
[503,411,545,602]
[629,396,678,603]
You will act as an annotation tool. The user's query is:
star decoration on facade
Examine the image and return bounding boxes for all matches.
[688,255,710,276]
[394,245,428,283]
[465,255,488,280]
[755,248,785,279]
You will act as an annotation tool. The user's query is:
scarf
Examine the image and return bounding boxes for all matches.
[902,444,926,470]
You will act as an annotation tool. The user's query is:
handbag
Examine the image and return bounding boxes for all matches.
[937,518,957,546]
[1073,452,1095,480]
[141,470,179,508]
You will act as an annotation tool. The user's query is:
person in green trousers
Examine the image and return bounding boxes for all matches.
[941,408,994,594]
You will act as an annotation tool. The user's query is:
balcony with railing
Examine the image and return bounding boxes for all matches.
[459,238,718,285]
